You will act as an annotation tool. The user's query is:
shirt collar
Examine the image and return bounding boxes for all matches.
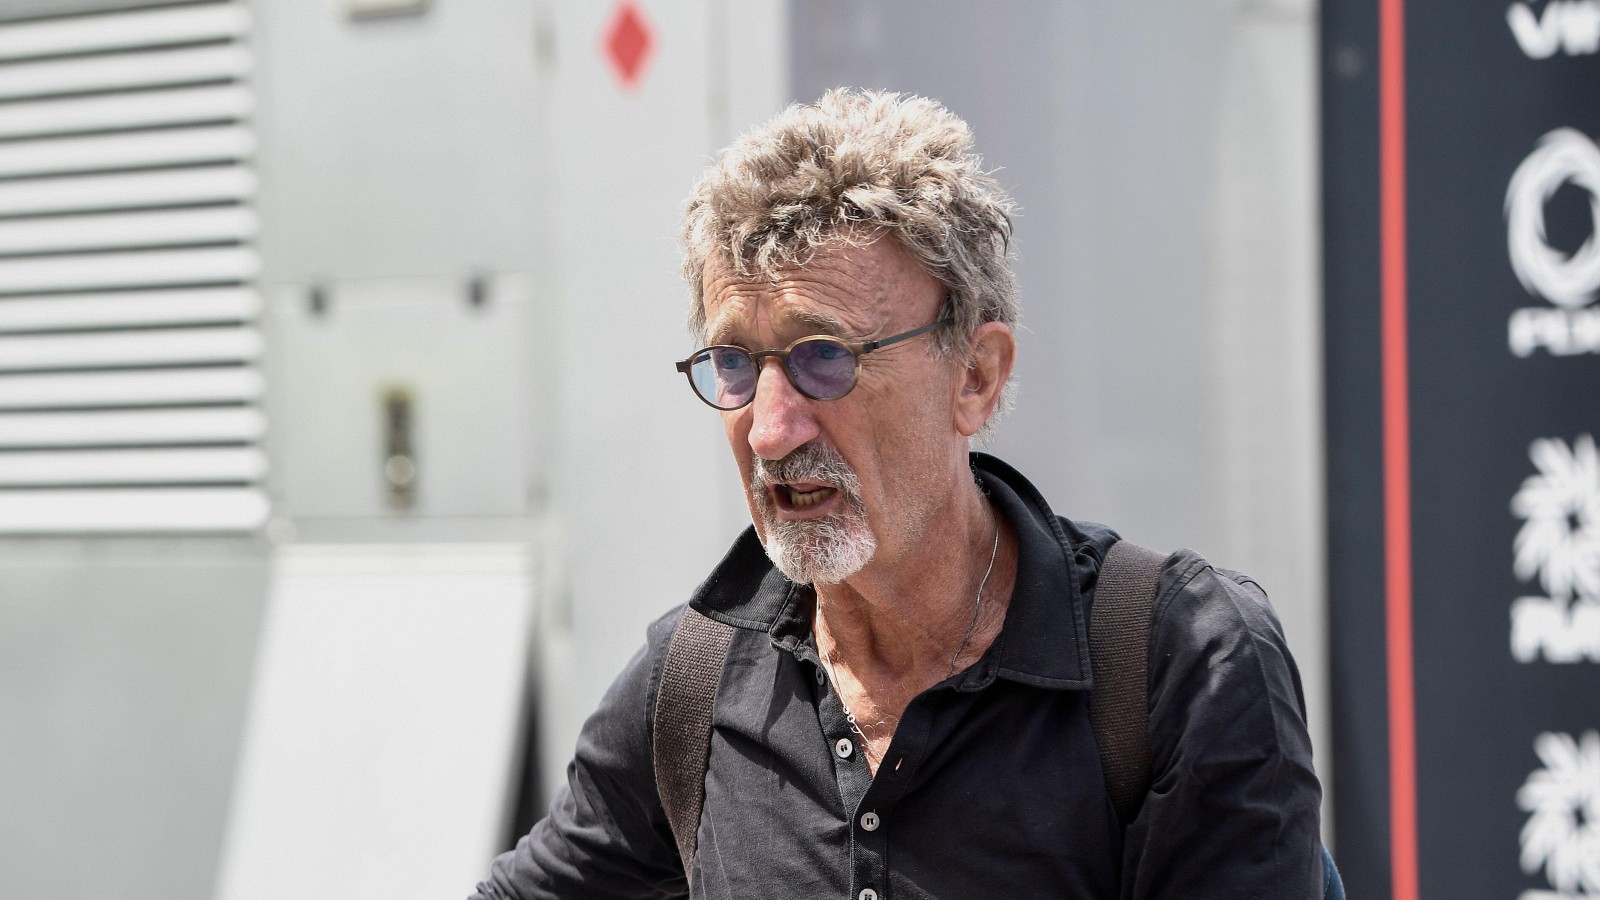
[687,452,1111,690]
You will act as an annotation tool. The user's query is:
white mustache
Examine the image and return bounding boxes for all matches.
[752,444,863,505]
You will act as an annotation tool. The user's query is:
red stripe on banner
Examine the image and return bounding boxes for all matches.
[1379,0,1420,898]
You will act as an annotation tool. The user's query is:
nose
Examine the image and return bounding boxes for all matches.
[746,358,819,461]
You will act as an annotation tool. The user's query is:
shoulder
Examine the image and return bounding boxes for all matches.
[1122,548,1323,891]
[1146,548,1312,754]
[646,602,691,650]
[1151,550,1291,656]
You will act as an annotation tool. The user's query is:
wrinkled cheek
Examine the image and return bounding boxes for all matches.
[721,407,753,456]
[744,483,776,542]
[728,441,762,515]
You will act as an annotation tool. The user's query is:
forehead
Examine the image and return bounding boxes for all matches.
[701,239,941,342]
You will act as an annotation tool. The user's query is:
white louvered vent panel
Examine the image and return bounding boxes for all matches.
[0,84,253,139]
[0,44,253,101]
[0,286,258,330]
[0,166,256,216]
[0,5,249,61]
[0,207,258,254]
[0,407,266,446]
[0,1,266,534]
[0,127,255,180]
[0,368,264,408]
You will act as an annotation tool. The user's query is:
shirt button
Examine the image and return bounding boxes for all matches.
[858,890,879,900]
[860,811,880,831]
[815,667,826,685]
[834,737,853,758]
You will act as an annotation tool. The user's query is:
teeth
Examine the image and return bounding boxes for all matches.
[788,486,832,508]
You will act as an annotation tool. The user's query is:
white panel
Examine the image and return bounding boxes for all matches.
[0,326,261,371]
[0,166,255,216]
[0,44,252,100]
[0,84,252,140]
[0,126,254,179]
[0,5,250,62]
[0,287,259,332]
[0,447,267,484]
[217,544,534,900]
[0,247,259,293]
[0,368,263,408]
[0,486,268,531]
[0,407,266,446]
[536,0,744,792]
[0,207,256,255]
[267,274,531,519]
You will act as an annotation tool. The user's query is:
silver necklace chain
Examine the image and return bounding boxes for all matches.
[819,639,878,739]
[817,521,1002,742]
[948,523,1002,678]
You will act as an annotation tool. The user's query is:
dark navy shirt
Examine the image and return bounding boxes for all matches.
[473,453,1323,899]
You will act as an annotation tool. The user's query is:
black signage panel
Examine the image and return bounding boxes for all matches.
[1324,2,1600,899]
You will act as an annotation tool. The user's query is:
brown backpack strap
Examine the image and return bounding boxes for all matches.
[1088,539,1167,825]
[652,606,735,886]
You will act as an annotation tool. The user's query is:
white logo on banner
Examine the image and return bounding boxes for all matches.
[1506,129,1600,357]
[1518,730,1600,899]
[1511,435,1600,663]
[1508,1,1600,58]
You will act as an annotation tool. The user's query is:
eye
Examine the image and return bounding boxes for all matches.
[716,351,748,370]
[813,341,848,360]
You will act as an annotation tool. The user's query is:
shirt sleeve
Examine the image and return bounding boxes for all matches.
[1120,554,1324,899]
[470,609,688,900]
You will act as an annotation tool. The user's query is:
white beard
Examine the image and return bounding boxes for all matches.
[751,445,877,585]
[764,507,877,584]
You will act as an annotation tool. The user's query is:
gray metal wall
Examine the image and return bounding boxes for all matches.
[0,542,267,899]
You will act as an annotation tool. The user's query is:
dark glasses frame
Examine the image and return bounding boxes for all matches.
[674,317,953,410]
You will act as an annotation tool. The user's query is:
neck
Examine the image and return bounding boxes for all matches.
[812,479,1014,684]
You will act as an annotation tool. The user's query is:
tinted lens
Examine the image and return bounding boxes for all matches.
[690,346,756,409]
[788,337,858,400]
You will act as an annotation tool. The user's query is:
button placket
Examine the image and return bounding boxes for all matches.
[848,672,956,900]
[804,630,889,900]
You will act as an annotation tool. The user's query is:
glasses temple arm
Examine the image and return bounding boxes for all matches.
[861,317,954,353]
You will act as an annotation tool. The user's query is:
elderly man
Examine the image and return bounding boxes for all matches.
[473,89,1323,899]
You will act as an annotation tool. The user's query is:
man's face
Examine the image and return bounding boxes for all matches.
[699,238,967,584]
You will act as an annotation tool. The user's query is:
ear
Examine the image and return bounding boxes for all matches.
[953,322,1016,437]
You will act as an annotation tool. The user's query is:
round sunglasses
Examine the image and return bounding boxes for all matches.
[674,318,952,410]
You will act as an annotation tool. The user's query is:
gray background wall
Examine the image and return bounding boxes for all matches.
[0,543,267,899]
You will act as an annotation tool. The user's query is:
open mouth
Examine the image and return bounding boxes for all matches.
[775,482,838,513]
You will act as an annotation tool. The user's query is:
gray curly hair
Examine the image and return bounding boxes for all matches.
[681,88,1020,418]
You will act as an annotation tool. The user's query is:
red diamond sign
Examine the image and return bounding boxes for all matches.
[602,2,654,91]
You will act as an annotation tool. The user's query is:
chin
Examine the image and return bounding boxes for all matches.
[761,516,877,585]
